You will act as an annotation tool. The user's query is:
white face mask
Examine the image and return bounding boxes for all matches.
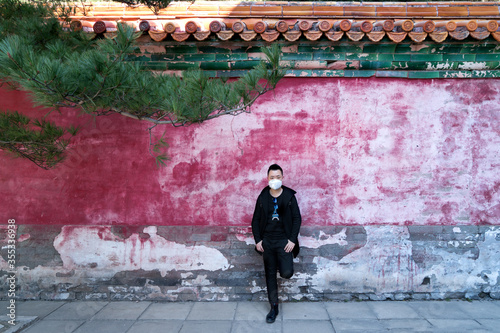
[268,179,282,190]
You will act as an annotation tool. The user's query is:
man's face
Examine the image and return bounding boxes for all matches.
[268,170,283,182]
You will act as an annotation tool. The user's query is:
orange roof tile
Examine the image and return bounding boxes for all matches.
[376,6,407,17]
[313,5,343,16]
[437,6,470,17]
[62,1,500,44]
[469,6,500,16]
[344,6,377,17]
[283,5,314,17]
[406,6,439,17]
[250,5,282,16]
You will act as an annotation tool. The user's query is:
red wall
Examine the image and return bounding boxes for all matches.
[2,78,500,226]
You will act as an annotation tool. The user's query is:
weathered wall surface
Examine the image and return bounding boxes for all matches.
[2,78,500,226]
[1,225,499,301]
[1,77,500,300]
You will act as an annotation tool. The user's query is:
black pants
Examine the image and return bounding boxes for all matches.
[262,238,294,304]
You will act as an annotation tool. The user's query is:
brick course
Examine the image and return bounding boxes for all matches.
[1,225,499,301]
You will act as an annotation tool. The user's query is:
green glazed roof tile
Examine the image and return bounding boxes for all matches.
[128,39,500,80]
[395,44,433,54]
[360,61,393,70]
[476,54,500,61]
[471,70,500,78]
[313,53,345,61]
[460,43,499,54]
[216,70,249,77]
[164,46,198,54]
[362,44,397,54]
[411,54,444,62]
[344,70,376,77]
[393,54,413,61]
[200,62,230,70]
[231,60,263,70]
[310,70,344,77]
[282,53,314,61]
[183,54,216,61]
[376,70,408,78]
[216,53,249,61]
[408,71,441,79]
[140,62,167,70]
[442,54,476,62]
[440,71,474,78]
[164,62,199,70]
[377,54,395,61]
[151,54,179,61]
[198,46,231,54]
[346,53,378,61]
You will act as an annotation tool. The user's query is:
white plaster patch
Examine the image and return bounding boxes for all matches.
[289,226,419,294]
[453,227,461,233]
[288,226,500,296]
[442,72,473,78]
[236,234,255,245]
[472,70,488,78]
[411,44,429,52]
[427,62,452,70]
[298,229,348,248]
[447,240,475,247]
[458,62,487,70]
[397,62,409,69]
[237,229,349,248]
[182,274,210,286]
[250,280,265,293]
[17,233,30,242]
[143,226,157,234]
[369,128,394,155]
[424,227,500,290]
[53,226,230,277]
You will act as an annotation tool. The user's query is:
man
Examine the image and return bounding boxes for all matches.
[251,164,302,323]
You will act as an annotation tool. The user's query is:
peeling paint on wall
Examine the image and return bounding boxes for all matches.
[0,226,500,300]
[2,79,500,226]
[236,228,349,248]
[1,77,500,301]
[290,226,418,297]
[299,229,348,248]
[409,226,500,298]
[53,226,231,277]
[2,225,498,301]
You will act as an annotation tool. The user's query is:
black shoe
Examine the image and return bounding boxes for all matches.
[266,303,279,323]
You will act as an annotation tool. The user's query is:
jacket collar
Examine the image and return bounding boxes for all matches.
[260,185,296,203]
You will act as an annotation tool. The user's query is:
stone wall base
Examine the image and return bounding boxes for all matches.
[1,225,499,301]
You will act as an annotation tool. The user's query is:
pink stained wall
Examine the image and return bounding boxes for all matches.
[1,78,500,226]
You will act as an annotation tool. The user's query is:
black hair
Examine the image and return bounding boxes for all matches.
[267,164,283,176]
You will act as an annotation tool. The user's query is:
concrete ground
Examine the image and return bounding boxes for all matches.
[0,300,499,332]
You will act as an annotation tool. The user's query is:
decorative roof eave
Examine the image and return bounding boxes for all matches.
[62,1,500,43]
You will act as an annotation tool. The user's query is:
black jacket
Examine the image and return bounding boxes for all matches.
[251,185,302,258]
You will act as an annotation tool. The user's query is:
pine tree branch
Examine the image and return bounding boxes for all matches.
[0,141,65,170]
[108,86,269,125]
[2,26,284,126]
[0,1,285,169]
